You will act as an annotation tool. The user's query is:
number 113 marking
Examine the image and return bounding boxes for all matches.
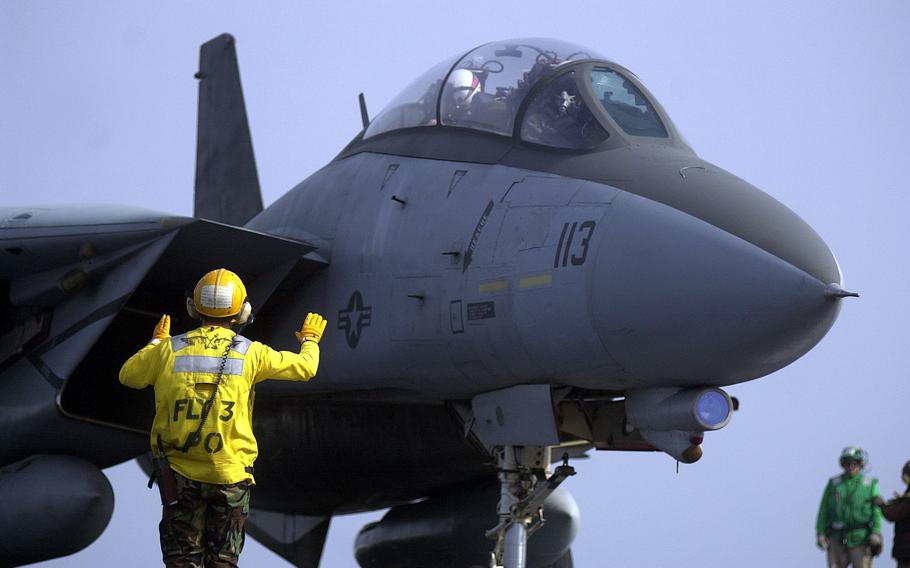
[554,220,596,268]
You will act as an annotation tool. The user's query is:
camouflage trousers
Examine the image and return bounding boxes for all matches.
[160,471,251,568]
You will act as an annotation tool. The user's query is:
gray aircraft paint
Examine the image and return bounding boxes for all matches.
[248,152,838,396]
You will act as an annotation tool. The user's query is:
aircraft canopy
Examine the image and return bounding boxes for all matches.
[364,38,614,141]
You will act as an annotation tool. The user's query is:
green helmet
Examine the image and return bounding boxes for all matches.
[839,446,865,466]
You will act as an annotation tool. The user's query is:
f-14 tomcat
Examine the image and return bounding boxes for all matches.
[0,35,854,567]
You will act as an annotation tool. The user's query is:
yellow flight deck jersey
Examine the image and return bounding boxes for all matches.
[119,325,319,485]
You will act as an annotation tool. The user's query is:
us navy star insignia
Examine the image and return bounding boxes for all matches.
[338,290,372,349]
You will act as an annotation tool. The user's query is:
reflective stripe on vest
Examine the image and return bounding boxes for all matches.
[173,356,244,376]
[170,334,252,355]
[172,334,189,352]
[231,336,252,355]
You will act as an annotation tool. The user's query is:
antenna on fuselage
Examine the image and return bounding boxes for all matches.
[358,93,370,129]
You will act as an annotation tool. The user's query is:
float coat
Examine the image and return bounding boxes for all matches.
[119,325,318,484]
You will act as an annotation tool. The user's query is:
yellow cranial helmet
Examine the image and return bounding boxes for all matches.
[189,268,251,322]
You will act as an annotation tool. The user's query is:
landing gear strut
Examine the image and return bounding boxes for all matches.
[486,446,575,568]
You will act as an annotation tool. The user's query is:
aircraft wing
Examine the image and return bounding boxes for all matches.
[0,204,323,450]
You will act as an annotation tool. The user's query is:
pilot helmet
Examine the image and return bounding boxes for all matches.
[186,268,252,324]
[839,446,865,467]
[447,68,480,106]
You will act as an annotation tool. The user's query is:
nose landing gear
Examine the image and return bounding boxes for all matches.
[487,446,576,568]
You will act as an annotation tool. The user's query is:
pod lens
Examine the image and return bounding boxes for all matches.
[695,390,730,428]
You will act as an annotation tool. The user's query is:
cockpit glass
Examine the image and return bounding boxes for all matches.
[591,68,667,138]
[521,71,609,150]
[441,39,604,136]
[364,54,461,139]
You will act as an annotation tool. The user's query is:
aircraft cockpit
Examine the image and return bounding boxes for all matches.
[363,38,672,151]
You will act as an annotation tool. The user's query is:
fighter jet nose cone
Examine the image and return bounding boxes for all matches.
[591,192,843,386]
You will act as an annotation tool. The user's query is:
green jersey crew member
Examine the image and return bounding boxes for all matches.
[120,268,327,567]
[816,446,884,568]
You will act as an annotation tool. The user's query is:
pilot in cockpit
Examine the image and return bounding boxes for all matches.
[447,68,482,107]
[443,68,483,124]
[443,66,514,131]
[521,71,607,149]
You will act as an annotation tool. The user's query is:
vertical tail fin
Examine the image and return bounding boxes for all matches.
[194,33,264,226]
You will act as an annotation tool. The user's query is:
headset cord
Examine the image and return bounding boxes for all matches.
[178,338,235,453]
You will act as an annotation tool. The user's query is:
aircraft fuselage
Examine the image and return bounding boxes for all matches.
[247,134,841,399]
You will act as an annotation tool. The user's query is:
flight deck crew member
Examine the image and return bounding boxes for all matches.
[817,446,884,568]
[879,460,910,567]
[119,268,327,567]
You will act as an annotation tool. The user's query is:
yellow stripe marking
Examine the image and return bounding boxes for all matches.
[479,279,509,294]
[519,274,553,289]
